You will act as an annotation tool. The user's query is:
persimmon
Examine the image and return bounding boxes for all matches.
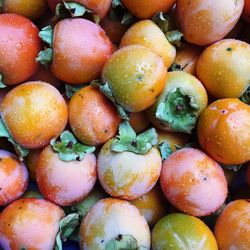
[160,148,228,216]
[242,0,250,22]
[214,199,250,250]
[0,81,68,149]
[198,98,250,165]
[129,112,149,133]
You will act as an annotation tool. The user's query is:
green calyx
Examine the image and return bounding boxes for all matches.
[240,86,250,105]
[158,142,173,161]
[36,48,52,69]
[55,213,81,250]
[0,117,29,160]
[0,73,7,89]
[91,80,129,120]
[0,0,3,8]
[169,63,182,72]
[50,130,95,162]
[111,121,158,155]
[65,84,87,99]
[155,88,199,134]
[39,26,53,47]
[105,234,147,250]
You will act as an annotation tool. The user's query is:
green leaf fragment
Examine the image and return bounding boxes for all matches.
[65,84,87,99]
[36,48,52,69]
[50,130,95,162]
[39,26,53,47]
[165,30,183,48]
[63,2,92,17]
[158,142,173,161]
[0,73,7,89]
[240,86,250,105]
[112,0,123,8]
[0,118,29,160]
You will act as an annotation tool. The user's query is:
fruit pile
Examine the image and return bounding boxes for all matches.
[0,0,249,249]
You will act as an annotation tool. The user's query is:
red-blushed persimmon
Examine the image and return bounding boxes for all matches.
[152,213,218,250]
[0,198,65,249]
[120,20,176,69]
[130,184,168,228]
[196,39,250,99]
[2,0,48,20]
[69,86,121,146]
[129,112,149,133]
[198,98,250,165]
[102,45,167,112]
[26,149,42,180]
[100,17,128,44]
[36,145,97,206]
[122,0,176,19]
[79,198,150,249]
[47,0,112,19]
[0,14,41,85]
[160,148,228,217]
[0,81,68,149]
[171,43,203,75]
[214,199,250,250]
[51,18,113,85]
[242,0,250,22]
[175,0,244,46]
[0,150,28,206]
[247,164,250,186]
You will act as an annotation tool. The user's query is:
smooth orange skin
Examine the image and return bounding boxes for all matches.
[196,39,250,98]
[122,0,176,19]
[131,184,168,228]
[0,14,41,85]
[26,149,42,180]
[3,0,48,20]
[198,99,250,165]
[129,112,149,133]
[51,18,113,85]
[214,200,250,250]
[0,150,28,206]
[102,45,167,112]
[160,148,228,217]
[36,146,97,206]
[175,0,244,46]
[172,43,203,75]
[100,17,128,44]
[242,0,250,22]
[0,198,65,250]
[120,20,176,69]
[69,86,120,146]
[0,81,68,149]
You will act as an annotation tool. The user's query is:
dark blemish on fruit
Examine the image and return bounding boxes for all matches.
[0,187,2,191]
[227,47,232,52]
[101,240,104,243]
[203,177,207,181]
[222,110,226,114]
[149,88,155,93]
[19,207,22,210]
[0,158,2,161]
[136,74,143,81]
[116,234,122,241]
[104,129,108,134]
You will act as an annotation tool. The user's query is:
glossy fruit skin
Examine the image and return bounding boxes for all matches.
[122,0,176,19]
[129,112,149,133]
[175,0,244,46]
[2,0,48,20]
[160,148,228,216]
[120,20,176,69]
[79,198,150,250]
[0,150,28,206]
[98,140,162,200]
[196,39,250,98]
[69,86,120,146]
[152,213,218,250]
[36,146,97,206]
[214,200,250,250]
[198,98,250,165]
[0,198,65,250]
[48,0,112,19]
[0,14,41,85]
[102,45,167,112]
[131,184,168,228]
[147,71,208,131]
[242,0,250,22]
[0,81,68,149]
[51,18,113,85]
[172,43,203,75]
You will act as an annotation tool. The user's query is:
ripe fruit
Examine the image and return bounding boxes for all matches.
[129,112,149,133]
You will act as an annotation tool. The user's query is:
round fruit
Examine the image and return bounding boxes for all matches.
[122,0,176,19]
[196,39,250,98]
[152,213,218,250]
[102,45,167,112]
[120,20,176,69]
[198,98,250,165]
[214,199,250,250]
[98,140,162,200]
[36,145,97,206]
[0,150,28,206]
[160,148,228,216]
[0,198,65,249]
[242,0,250,22]
[0,13,41,85]
[129,112,149,133]
[0,81,68,149]
[175,0,244,46]
[69,86,121,146]
[80,198,151,249]
[51,18,113,84]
